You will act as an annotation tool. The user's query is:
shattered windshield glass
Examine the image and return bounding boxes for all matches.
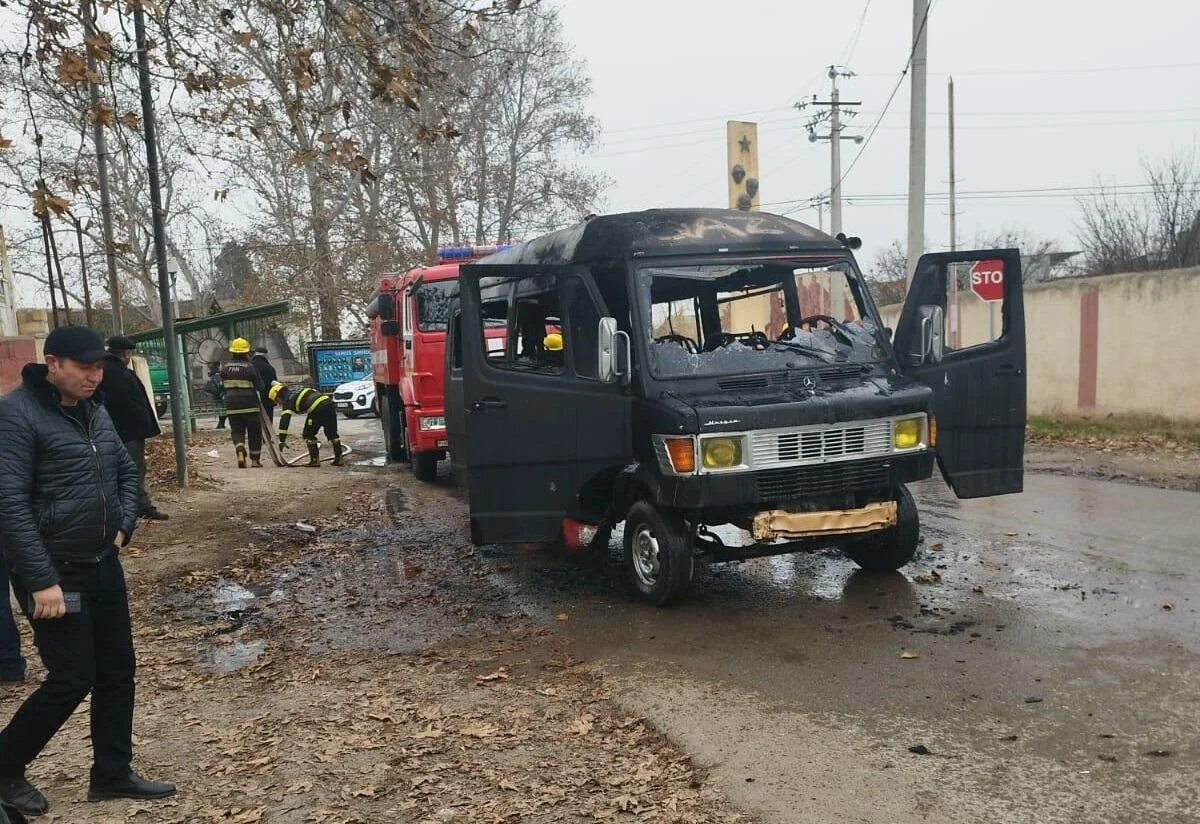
[640,258,886,379]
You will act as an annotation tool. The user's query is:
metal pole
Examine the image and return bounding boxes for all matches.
[829,68,843,236]
[948,75,958,347]
[133,2,188,487]
[905,0,931,285]
[83,0,123,333]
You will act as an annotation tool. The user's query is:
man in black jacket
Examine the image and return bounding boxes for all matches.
[99,337,168,521]
[0,326,175,816]
[251,346,277,424]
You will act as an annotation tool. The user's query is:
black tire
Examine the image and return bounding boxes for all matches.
[843,485,920,572]
[380,390,406,461]
[622,501,694,607]
[344,410,360,419]
[402,417,438,482]
[371,397,381,419]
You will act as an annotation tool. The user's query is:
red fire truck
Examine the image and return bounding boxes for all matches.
[367,244,510,480]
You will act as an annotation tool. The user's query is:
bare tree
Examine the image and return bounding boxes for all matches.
[1076,149,1200,276]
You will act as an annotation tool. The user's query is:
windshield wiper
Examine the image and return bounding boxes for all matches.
[770,339,838,363]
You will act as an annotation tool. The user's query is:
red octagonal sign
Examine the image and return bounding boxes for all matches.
[969,259,1005,302]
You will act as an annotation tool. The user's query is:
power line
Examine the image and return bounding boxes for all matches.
[839,0,873,66]
[857,61,1200,78]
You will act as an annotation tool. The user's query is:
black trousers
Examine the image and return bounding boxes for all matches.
[301,403,339,442]
[228,413,263,456]
[0,552,135,783]
[0,561,24,681]
[122,439,154,512]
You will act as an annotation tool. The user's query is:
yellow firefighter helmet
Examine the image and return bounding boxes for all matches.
[229,337,251,354]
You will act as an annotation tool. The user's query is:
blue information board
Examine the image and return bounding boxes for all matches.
[310,344,371,389]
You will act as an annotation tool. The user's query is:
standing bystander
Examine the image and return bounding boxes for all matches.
[0,326,175,817]
[98,337,169,521]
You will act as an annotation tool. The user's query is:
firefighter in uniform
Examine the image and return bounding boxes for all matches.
[219,338,264,468]
[270,382,343,467]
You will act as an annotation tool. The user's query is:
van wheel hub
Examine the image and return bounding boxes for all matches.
[631,526,661,586]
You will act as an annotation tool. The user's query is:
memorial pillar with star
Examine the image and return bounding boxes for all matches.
[726,121,760,211]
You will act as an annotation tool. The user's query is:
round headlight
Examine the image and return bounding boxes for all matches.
[701,437,743,468]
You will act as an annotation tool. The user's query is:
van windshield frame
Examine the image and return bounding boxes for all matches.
[636,254,889,381]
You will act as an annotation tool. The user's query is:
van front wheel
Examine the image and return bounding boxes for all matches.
[842,485,920,572]
[623,502,694,607]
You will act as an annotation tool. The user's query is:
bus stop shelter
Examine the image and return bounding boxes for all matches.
[127,299,291,431]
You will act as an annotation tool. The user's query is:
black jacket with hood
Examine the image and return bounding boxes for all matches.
[0,363,139,591]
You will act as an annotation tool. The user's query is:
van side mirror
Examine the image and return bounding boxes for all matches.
[911,305,944,365]
[598,317,631,385]
[381,320,400,336]
[377,293,395,319]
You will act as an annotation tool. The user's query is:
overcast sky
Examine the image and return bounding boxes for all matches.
[556,0,1200,269]
[6,0,1200,304]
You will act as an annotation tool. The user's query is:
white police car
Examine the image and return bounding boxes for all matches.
[332,379,377,418]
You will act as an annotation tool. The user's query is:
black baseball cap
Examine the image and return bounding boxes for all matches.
[44,326,108,364]
[253,346,268,354]
[106,335,137,351]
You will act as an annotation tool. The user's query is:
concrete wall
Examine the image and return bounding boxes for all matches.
[879,266,1200,421]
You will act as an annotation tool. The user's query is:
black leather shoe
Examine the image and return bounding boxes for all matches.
[140,509,170,521]
[88,772,176,802]
[0,776,47,816]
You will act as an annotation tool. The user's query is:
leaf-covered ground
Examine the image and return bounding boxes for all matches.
[0,433,748,823]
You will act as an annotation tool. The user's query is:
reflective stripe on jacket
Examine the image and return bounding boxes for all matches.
[278,387,331,434]
[219,359,262,415]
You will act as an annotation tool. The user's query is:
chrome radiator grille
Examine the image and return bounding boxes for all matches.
[749,419,894,469]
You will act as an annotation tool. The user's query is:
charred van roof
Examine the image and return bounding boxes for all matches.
[477,208,844,266]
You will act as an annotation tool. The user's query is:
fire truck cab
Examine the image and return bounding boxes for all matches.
[368,245,509,480]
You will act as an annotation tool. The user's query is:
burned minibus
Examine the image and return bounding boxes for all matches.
[445,209,1026,606]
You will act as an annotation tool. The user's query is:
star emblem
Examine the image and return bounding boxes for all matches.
[738,134,752,153]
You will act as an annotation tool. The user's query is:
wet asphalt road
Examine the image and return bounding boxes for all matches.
[343,419,1200,823]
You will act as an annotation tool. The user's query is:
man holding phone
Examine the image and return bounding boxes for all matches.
[0,326,174,817]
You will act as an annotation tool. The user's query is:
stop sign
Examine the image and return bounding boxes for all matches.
[969,259,1005,302]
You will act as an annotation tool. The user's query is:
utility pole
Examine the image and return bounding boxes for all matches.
[905,0,932,285]
[82,0,123,333]
[133,1,188,487]
[947,75,958,347]
[798,67,863,236]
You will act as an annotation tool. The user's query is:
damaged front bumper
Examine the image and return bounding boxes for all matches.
[750,500,897,542]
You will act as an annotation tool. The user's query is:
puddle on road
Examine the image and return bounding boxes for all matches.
[354,455,388,468]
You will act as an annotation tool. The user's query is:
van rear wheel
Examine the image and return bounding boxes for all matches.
[623,502,693,607]
[843,485,920,572]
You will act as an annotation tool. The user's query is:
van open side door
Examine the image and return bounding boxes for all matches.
[893,249,1026,498]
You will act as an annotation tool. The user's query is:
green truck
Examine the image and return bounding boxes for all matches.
[148,360,171,417]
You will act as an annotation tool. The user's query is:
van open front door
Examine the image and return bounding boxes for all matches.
[455,263,634,545]
[893,249,1026,498]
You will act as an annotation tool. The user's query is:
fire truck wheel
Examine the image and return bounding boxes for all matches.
[402,419,439,482]
[623,502,693,607]
[842,486,920,572]
[381,393,407,461]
